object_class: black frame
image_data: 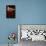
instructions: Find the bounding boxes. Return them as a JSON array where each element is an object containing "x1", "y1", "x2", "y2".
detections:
[{"x1": 6, "y1": 5, "x2": 16, "y2": 18}]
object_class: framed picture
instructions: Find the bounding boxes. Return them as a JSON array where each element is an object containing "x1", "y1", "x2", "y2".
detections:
[
  {"x1": 6, "y1": 5, "x2": 16, "y2": 18},
  {"x1": 18, "y1": 24, "x2": 46, "y2": 41}
]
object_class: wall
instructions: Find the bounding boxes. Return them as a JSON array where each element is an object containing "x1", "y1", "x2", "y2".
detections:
[
  {"x1": 0, "y1": 0, "x2": 46, "y2": 45},
  {"x1": 17, "y1": 0, "x2": 46, "y2": 24},
  {"x1": 0, "y1": 0, "x2": 17, "y2": 44}
]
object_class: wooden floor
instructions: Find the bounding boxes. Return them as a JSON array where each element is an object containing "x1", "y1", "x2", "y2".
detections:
[
  {"x1": 19, "y1": 40, "x2": 46, "y2": 46},
  {"x1": 0, "y1": 44, "x2": 18, "y2": 46},
  {"x1": 0, "y1": 41, "x2": 46, "y2": 46}
]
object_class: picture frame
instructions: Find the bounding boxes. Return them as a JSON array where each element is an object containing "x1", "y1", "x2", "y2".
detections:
[{"x1": 6, "y1": 5, "x2": 16, "y2": 18}]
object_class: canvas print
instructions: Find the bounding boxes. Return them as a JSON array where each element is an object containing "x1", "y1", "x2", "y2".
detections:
[{"x1": 6, "y1": 5, "x2": 16, "y2": 18}]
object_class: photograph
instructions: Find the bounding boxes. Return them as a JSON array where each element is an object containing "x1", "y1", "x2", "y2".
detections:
[{"x1": 6, "y1": 5, "x2": 16, "y2": 18}]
